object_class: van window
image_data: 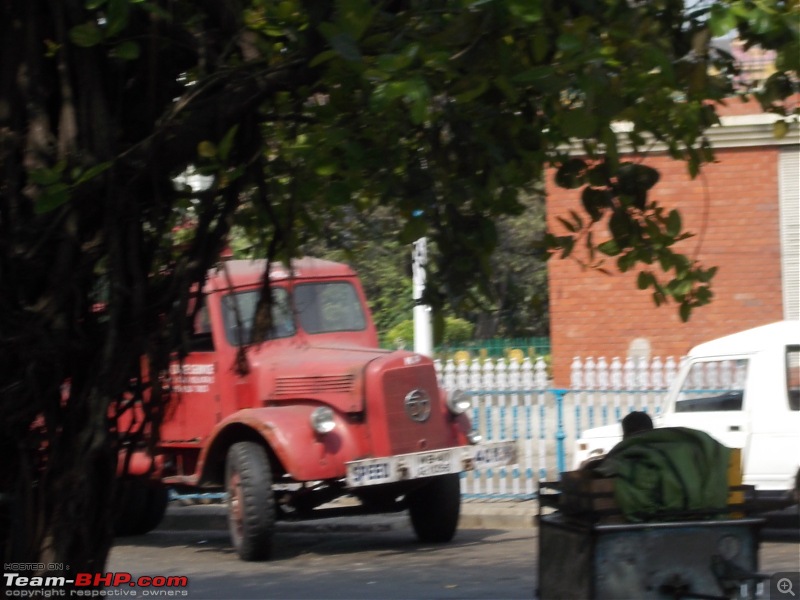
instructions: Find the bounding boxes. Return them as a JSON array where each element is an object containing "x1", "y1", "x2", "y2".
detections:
[
  {"x1": 787, "y1": 346, "x2": 800, "y2": 411},
  {"x1": 675, "y1": 359, "x2": 747, "y2": 412}
]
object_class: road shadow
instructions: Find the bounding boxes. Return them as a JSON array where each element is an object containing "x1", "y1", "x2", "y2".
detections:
[{"x1": 113, "y1": 522, "x2": 532, "y2": 562}]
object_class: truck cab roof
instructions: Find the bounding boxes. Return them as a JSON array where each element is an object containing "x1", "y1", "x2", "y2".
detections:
[{"x1": 206, "y1": 258, "x2": 357, "y2": 291}]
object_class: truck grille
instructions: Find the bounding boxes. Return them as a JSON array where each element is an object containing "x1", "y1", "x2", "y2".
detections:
[
  {"x1": 382, "y1": 367, "x2": 450, "y2": 454},
  {"x1": 274, "y1": 375, "x2": 355, "y2": 398}
]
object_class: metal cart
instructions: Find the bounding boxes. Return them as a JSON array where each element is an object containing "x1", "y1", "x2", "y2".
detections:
[{"x1": 537, "y1": 481, "x2": 767, "y2": 600}]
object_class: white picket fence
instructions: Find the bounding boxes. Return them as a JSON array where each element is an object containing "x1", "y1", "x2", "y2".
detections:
[
  {"x1": 170, "y1": 355, "x2": 687, "y2": 504},
  {"x1": 435, "y1": 355, "x2": 686, "y2": 499}
]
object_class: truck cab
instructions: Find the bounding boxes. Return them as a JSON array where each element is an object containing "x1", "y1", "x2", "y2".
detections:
[
  {"x1": 118, "y1": 258, "x2": 515, "y2": 560},
  {"x1": 574, "y1": 321, "x2": 800, "y2": 511}
]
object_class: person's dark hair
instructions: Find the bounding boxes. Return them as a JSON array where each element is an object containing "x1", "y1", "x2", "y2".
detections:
[{"x1": 621, "y1": 411, "x2": 654, "y2": 438}]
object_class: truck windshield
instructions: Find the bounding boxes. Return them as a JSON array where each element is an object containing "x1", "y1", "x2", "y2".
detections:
[
  {"x1": 294, "y1": 282, "x2": 366, "y2": 334},
  {"x1": 222, "y1": 288, "x2": 295, "y2": 345},
  {"x1": 221, "y1": 282, "x2": 366, "y2": 344}
]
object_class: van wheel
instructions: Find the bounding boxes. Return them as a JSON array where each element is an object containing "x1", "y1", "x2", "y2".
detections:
[
  {"x1": 407, "y1": 474, "x2": 461, "y2": 543},
  {"x1": 225, "y1": 442, "x2": 275, "y2": 561}
]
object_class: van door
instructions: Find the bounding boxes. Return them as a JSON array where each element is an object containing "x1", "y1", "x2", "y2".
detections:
[
  {"x1": 661, "y1": 357, "x2": 750, "y2": 451},
  {"x1": 745, "y1": 345, "x2": 800, "y2": 492}
]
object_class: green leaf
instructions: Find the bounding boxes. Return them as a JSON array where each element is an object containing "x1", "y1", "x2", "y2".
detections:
[
  {"x1": 70, "y1": 22, "x2": 104, "y2": 47},
  {"x1": 617, "y1": 163, "x2": 660, "y2": 195},
  {"x1": 454, "y1": 79, "x2": 489, "y2": 103},
  {"x1": 109, "y1": 40, "x2": 140, "y2": 60},
  {"x1": 319, "y1": 23, "x2": 361, "y2": 62},
  {"x1": 106, "y1": 0, "x2": 130, "y2": 37},
  {"x1": 637, "y1": 271, "x2": 653, "y2": 290},
  {"x1": 218, "y1": 125, "x2": 239, "y2": 162},
  {"x1": 666, "y1": 209, "x2": 681, "y2": 237},
  {"x1": 197, "y1": 141, "x2": 217, "y2": 158},
  {"x1": 29, "y1": 167, "x2": 62, "y2": 186},
  {"x1": 35, "y1": 184, "x2": 71, "y2": 214},
  {"x1": 556, "y1": 33, "x2": 582, "y2": 54},
  {"x1": 309, "y1": 50, "x2": 337, "y2": 68},
  {"x1": 617, "y1": 252, "x2": 635, "y2": 273},
  {"x1": 709, "y1": 5, "x2": 737, "y2": 38},
  {"x1": 597, "y1": 240, "x2": 620, "y2": 256},
  {"x1": 554, "y1": 158, "x2": 586, "y2": 189},
  {"x1": 608, "y1": 210, "x2": 630, "y2": 241},
  {"x1": 773, "y1": 120, "x2": 789, "y2": 140},
  {"x1": 532, "y1": 27, "x2": 550, "y2": 62},
  {"x1": 74, "y1": 161, "x2": 112, "y2": 185},
  {"x1": 509, "y1": 0, "x2": 543, "y2": 23},
  {"x1": 562, "y1": 108, "x2": 598, "y2": 139},
  {"x1": 327, "y1": 181, "x2": 351, "y2": 206},
  {"x1": 679, "y1": 302, "x2": 692, "y2": 322},
  {"x1": 315, "y1": 163, "x2": 337, "y2": 176}
]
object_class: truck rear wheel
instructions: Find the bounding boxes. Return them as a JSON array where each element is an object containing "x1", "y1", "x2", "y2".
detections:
[
  {"x1": 407, "y1": 474, "x2": 461, "y2": 543},
  {"x1": 114, "y1": 480, "x2": 168, "y2": 536},
  {"x1": 225, "y1": 441, "x2": 275, "y2": 561}
]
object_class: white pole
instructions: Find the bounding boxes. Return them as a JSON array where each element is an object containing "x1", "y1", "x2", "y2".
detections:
[{"x1": 412, "y1": 238, "x2": 433, "y2": 357}]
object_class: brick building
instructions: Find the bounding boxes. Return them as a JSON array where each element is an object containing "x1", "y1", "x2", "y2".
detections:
[{"x1": 545, "y1": 100, "x2": 799, "y2": 386}]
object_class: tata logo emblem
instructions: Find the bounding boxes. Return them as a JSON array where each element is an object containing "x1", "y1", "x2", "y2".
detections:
[{"x1": 404, "y1": 389, "x2": 431, "y2": 423}]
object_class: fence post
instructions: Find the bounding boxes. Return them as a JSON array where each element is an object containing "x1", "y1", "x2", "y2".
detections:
[{"x1": 554, "y1": 389, "x2": 567, "y2": 475}]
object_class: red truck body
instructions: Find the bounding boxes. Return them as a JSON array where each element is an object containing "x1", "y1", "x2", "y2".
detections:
[{"x1": 117, "y1": 258, "x2": 515, "y2": 560}]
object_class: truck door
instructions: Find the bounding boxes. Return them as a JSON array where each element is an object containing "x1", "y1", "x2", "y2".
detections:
[
  {"x1": 160, "y1": 303, "x2": 222, "y2": 444},
  {"x1": 661, "y1": 357, "x2": 750, "y2": 451}
]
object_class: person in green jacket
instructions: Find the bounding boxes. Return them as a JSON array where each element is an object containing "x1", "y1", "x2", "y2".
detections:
[
  {"x1": 596, "y1": 425, "x2": 731, "y2": 522},
  {"x1": 621, "y1": 411, "x2": 654, "y2": 439}
]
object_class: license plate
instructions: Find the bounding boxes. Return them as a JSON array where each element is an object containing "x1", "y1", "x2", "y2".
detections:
[
  {"x1": 472, "y1": 440, "x2": 517, "y2": 469},
  {"x1": 347, "y1": 448, "x2": 463, "y2": 488},
  {"x1": 346, "y1": 441, "x2": 518, "y2": 488}
]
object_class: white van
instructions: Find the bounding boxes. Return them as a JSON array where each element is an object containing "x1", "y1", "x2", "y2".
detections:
[{"x1": 573, "y1": 320, "x2": 800, "y2": 510}]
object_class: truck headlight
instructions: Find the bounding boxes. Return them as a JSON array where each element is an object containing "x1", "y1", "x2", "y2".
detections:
[
  {"x1": 446, "y1": 389, "x2": 472, "y2": 415},
  {"x1": 310, "y1": 407, "x2": 336, "y2": 434}
]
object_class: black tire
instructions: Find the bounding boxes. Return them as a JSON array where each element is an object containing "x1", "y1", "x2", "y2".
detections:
[
  {"x1": 407, "y1": 474, "x2": 461, "y2": 543},
  {"x1": 114, "y1": 480, "x2": 168, "y2": 536},
  {"x1": 225, "y1": 441, "x2": 275, "y2": 561},
  {"x1": 139, "y1": 484, "x2": 169, "y2": 533}
]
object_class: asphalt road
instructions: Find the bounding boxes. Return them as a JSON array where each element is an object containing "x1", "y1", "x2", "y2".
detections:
[
  {"x1": 107, "y1": 514, "x2": 799, "y2": 600},
  {"x1": 109, "y1": 522, "x2": 535, "y2": 600}
]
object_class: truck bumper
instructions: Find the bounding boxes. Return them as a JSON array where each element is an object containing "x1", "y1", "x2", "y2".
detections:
[{"x1": 345, "y1": 440, "x2": 517, "y2": 488}]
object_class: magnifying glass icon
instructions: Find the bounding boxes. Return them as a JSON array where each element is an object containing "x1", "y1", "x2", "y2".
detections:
[{"x1": 778, "y1": 578, "x2": 796, "y2": 597}]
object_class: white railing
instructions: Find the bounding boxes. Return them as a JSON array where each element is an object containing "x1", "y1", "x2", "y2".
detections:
[{"x1": 435, "y1": 355, "x2": 685, "y2": 499}]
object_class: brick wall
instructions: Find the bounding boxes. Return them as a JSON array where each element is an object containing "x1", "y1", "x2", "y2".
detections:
[{"x1": 546, "y1": 146, "x2": 785, "y2": 386}]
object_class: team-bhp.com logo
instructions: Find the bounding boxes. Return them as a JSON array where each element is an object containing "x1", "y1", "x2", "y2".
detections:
[{"x1": 4, "y1": 570, "x2": 189, "y2": 597}]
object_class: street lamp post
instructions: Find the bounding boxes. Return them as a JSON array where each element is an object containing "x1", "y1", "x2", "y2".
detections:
[{"x1": 412, "y1": 238, "x2": 433, "y2": 357}]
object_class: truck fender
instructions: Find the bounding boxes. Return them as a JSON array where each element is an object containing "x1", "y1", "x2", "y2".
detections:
[
  {"x1": 117, "y1": 448, "x2": 163, "y2": 479},
  {"x1": 197, "y1": 405, "x2": 364, "y2": 486}
]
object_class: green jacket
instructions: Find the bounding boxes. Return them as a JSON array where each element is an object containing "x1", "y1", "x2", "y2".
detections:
[{"x1": 596, "y1": 427, "x2": 731, "y2": 522}]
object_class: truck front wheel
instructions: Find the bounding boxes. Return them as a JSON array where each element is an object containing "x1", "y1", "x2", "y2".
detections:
[
  {"x1": 225, "y1": 442, "x2": 275, "y2": 561},
  {"x1": 407, "y1": 474, "x2": 461, "y2": 543}
]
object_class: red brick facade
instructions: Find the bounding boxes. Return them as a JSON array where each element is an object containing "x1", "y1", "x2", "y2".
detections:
[{"x1": 546, "y1": 136, "x2": 787, "y2": 386}]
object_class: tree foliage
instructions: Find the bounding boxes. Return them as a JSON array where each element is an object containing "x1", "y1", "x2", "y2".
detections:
[{"x1": 0, "y1": 0, "x2": 796, "y2": 573}]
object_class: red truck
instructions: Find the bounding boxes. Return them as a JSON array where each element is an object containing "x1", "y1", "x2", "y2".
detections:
[{"x1": 116, "y1": 257, "x2": 516, "y2": 560}]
